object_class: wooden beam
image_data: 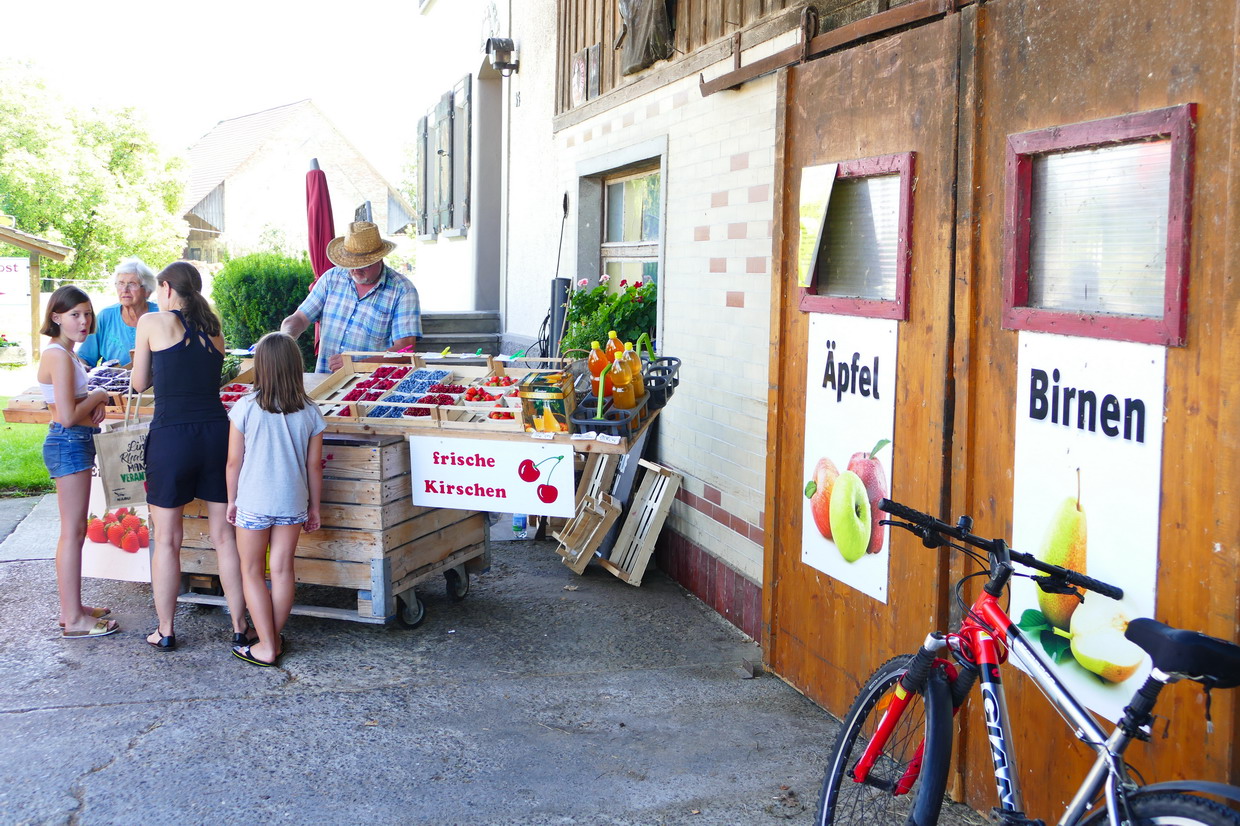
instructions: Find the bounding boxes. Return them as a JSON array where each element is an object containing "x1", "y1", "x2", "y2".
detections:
[{"x1": 28, "y1": 253, "x2": 39, "y2": 361}]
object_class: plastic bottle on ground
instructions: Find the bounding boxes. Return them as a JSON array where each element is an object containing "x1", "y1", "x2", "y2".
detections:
[
  {"x1": 512, "y1": 513, "x2": 527, "y2": 539},
  {"x1": 588, "y1": 340, "x2": 613, "y2": 397}
]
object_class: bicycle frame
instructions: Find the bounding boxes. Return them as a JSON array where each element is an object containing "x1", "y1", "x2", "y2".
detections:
[{"x1": 956, "y1": 590, "x2": 1138, "y2": 826}]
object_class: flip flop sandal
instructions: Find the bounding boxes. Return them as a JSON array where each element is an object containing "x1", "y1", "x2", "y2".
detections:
[
  {"x1": 147, "y1": 633, "x2": 176, "y2": 651},
  {"x1": 59, "y1": 607, "x2": 112, "y2": 628},
  {"x1": 63, "y1": 619, "x2": 119, "y2": 639},
  {"x1": 232, "y1": 645, "x2": 278, "y2": 668}
]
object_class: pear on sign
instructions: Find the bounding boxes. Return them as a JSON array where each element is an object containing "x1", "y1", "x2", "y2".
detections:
[
  {"x1": 1067, "y1": 598, "x2": 1144, "y2": 683},
  {"x1": 1037, "y1": 471, "x2": 1087, "y2": 630}
]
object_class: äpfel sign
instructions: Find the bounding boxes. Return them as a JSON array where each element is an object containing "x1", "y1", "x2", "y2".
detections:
[{"x1": 407, "y1": 436, "x2": 575, "y2": 518}]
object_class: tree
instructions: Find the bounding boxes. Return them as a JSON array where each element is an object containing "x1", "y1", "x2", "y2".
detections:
[{"x1": 0, "y1": 61, "x2": 186, "y2": 286}]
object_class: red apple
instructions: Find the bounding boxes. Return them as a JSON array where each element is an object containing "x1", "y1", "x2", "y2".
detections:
[
  {"x1": 846, "y1": 439, "x2": 891, "y2": 554},
  {"x1": 804, "y1": 457, "x2": 840, "y2": 540}
]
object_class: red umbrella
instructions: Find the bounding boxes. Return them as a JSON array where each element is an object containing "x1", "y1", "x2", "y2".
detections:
[{"x1": 306, "y1": 158, "x2": 336, "y2": 349}]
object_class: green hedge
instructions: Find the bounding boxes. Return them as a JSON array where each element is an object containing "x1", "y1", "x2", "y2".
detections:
[{"x1": 212, "y1": 252, "x2": 315, "y2": 371}]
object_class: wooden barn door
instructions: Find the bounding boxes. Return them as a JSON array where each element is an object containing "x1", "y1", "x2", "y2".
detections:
[
  {"x1": 949, "y1": 0, "x2": 1240, "y2": 813},
  {"x1": 767, "y1": 0, "x2": 1240, "y2": 816},
  {"x1": 765, "y1": 13, "x2": 965, "y2": 718}
]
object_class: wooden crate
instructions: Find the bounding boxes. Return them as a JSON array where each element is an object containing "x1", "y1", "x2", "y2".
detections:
[{"x1": 178, "y1": 431, "x2": 489, "y2": 624}]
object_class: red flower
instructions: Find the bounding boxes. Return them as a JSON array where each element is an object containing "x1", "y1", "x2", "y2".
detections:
[
  {"x1": 633, "y1": 281, "x2": 643, "y2": 288},
  {"x1": 620, "y1": 280, "x2": 628, "y2": 287}
]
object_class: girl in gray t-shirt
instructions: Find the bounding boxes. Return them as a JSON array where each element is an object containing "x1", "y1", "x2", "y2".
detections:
[{"x1": 226, "y1": 333, "x2": 326, "y2": 667}]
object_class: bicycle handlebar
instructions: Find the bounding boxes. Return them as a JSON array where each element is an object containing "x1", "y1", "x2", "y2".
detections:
[{"x1": 878, "y1": 498, "x2": 1124, "y2": 601}]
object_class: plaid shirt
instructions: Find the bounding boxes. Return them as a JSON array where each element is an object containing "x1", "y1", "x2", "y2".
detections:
[{"x1": 298, "y1": 265, "x2": 422, "y2": 373}]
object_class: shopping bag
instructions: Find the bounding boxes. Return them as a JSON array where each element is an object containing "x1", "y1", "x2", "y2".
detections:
[
  {"x1": 82, "y1": 473, "x2": 151, "y2": 583},
  {"x1": 93, "y1": 388, "x2": 149, "y2": 509}
]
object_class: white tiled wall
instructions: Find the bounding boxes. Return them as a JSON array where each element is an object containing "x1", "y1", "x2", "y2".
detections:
[{"x1": 553, "y1": 69, "x2": 781, "y2": 582}]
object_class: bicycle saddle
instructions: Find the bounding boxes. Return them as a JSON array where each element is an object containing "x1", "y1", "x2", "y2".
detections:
[{"x1": 1126, "y1": 618, "x2": 1240, "y2": 688}]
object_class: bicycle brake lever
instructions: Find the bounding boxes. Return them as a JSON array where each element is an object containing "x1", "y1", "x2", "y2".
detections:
[{"x1": 1031, "y1": 575, "x2": 1083, "y2": 600}]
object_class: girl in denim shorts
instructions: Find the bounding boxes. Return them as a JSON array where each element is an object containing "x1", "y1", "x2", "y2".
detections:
[
  {"x1": 37, "y1": 286, "x2": 119, "y2": 639},
  {"x1": 225, "y1": 333, "x2": 325, "y2": 667}
]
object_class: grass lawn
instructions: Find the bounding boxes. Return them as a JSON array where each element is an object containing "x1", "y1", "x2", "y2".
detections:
[{"x1": 0, "y1": 397, "x2": 53, "y2": 496}]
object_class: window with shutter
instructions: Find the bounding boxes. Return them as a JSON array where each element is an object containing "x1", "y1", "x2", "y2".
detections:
[
  {"x1": 452, "y1": 75, "x2": 471, "y2": 233},
  {"x1": 416, "y1": 116, "x2": 433, "y2": 239},
  {"x1": 433, "y1": 92, "x2": 453, "y2": 233},
  {"x1": 799, "y1": 153, "x2": 914, "y2": 320},
  {"x1": 1003, "y1": 104, "x2": 1195, "y2": 346}
]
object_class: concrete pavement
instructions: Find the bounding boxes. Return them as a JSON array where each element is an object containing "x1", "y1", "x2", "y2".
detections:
[{"x1": 0, "y1": 502, "x2": 987, "y2": 825}]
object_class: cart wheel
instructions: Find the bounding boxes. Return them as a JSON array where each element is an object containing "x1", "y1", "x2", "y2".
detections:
[
  {"x1": 395, "y1": 593, "x2": 426, "y2": 628},
  {"x1": 444, "y1": 566, "x2": 470, "y2": 601}
]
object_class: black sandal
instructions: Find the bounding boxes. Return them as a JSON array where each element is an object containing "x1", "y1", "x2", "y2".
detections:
[
  {"x1": 147, "y1": 632, "x2": 176, "y2": 651},
  {"x1": 231, "y1": 627, "x2": 258, "y2": 647}
]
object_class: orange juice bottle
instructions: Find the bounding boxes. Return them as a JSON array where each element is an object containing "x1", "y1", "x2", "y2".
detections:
[
  {"x1": 588, "y1": 341, "x2": 613, "y2": 396},
  {"x1": 610, "y1": 351, "x2": 636, "y2": 410},
  {"x1": 622, "y1": 342, "x2": 646, "y2": 397},
  {"x1": 605, "y1": 330, "x2": 624, "y2": 360}
]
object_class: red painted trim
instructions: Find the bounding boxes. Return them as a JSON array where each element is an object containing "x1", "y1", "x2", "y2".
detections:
[
  {"x1": 1001, "y1": 104, "x2": 1196, "y2": 346},
  {"x1": 799, "y1": 152, "x2": 915, "y2": 321}
]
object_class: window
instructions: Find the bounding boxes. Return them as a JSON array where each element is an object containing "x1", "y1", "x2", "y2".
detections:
[
  {"x1": 601, "y1": 167, "x2": 660, "y2": 287},
  {"x1": 799, "y1": 152, "x2": 914, "y2": 319},
  {"x1": 417, "y1": 75, "x2": 473, "y2": 239},
  {"x1": 1003, "y1": 104, "x2": 1195, "y2": 345}
]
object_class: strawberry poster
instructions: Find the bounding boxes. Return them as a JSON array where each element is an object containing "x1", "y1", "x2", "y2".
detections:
[
  {"x1": 82, "y1": 473, "x2": 152, "y2": 582},
  {"x1": 801, "y1": 313, "x2": 897, "y2": 602},
  {"x1": 1010, "y1": 331, "x2": 1165, "y2": 722}
]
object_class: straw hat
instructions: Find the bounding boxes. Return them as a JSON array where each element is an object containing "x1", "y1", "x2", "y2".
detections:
[{"x1": 326, "y1": 221, "x2": 397, "y2": 269}]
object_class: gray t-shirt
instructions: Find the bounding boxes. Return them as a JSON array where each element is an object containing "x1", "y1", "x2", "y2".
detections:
[{"x1": 228, "y1": 395, "x2": 327, "y2": 517}]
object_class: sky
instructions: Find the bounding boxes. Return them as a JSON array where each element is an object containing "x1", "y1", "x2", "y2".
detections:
[{"x1": 4, "y1": 0, "x2": 425, "y2": 182}]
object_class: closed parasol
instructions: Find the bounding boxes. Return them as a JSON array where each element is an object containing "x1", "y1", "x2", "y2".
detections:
[{"x1": 306, "y1": 158, "x2": 336, "y2": 349}]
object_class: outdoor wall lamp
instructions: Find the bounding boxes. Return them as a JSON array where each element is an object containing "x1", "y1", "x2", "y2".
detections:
[{"x1": 486, "y1": 37, "x2": 519, "y2": 76}]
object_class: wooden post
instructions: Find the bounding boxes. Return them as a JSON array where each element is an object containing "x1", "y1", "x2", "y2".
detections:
[{"x1": 28, "y1": 252, "x2": 40, "y2": 361}]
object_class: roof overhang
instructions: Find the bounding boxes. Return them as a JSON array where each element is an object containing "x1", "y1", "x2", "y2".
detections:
[{"x1": 0, "y1": 225, "x2": 74, "y2": 262}]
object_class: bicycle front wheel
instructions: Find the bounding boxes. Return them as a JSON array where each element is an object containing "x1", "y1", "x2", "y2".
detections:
[
  {"x1": 816, "y1": 654, "x2": 953, "y2": 826},
  {"x1": 1083, "y1": 792, "x2": 1240, "y2": 825}
]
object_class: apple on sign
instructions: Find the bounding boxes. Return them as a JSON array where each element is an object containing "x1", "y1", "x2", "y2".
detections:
[
  {"x1": 846, "y1": 439, "x2": 890, "y2": 555},
  {"x1": 804, "y1": 457, "x2": 840, "y2": 540},
  {"x1": 828, "y1": 470, "x2": 871, "y2": 563}
]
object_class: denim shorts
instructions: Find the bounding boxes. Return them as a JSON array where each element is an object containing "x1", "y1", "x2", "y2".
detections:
[
  {"x1": 43, "y1": 423, "x2": 101, "y2": 479},
  {"x1": 234, "y1": 507, "x2": 307, "y2": 531}
]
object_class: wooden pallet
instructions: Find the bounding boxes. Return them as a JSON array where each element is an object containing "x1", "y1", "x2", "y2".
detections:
[
  {"x1": 597, "y1": 460, "x2": 682, "y2": 586},
  {"x1": 177, "y1": 431, "x2": 490, "y2": 624},
  {"x1": 553, "y1": 493, "x2": 622, "y2": 574}
]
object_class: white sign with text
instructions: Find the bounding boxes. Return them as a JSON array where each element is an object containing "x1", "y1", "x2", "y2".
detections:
[
  {"x1": 408, "y1": 436, "x2": 575, "y2": 518},
  {"x1": 800, "y1": 313, "x2": 898, "y2": 603},
  {"x1": 1010, "y1": 331, "x2": 1165, "y2": 722}
]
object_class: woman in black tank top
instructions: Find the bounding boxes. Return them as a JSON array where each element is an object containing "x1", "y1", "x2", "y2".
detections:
[{"x1": 131, "y1": 262, "x2": 250, "y2": 652}]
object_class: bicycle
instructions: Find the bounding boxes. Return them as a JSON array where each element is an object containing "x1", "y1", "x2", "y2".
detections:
[{"x1": 816, "y1": 498, "x2": 1240, "y2": 826}]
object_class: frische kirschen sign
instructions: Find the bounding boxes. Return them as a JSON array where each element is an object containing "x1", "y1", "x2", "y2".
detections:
[
  {"x1": 1010, "y1": 331, "x2": 1165, "y2": 723},
  {"x1": 408, "y1": 436, "x2": 575, "y2": 518},
  {"x1": 800, "y1": 313, "x2": 898, "y2": 603}
]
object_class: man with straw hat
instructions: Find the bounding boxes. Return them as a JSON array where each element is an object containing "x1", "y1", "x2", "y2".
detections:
[{"x1": 281, "y1": 221, "x2": 421, "y2": 372}]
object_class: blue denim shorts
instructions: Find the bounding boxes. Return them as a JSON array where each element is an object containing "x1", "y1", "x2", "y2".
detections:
[
  {"x1": 43, "y1": 423, "x2": 101, "y2": 479},
  {"x1": 234, "y1": 507, "x2": 307, "y2": 531}
]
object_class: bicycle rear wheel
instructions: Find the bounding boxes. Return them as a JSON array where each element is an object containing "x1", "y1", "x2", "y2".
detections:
[
  {"x1": 1082, "y1": 792, "x2": 1240, "y2": 825},
  {"x1": 816, "y1": 654, "x2": 953, "y2": 826}
]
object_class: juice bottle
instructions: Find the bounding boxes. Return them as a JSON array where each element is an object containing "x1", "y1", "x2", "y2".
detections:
[
  {"x1": 605, "y1": 330, "x2": 624, "y2": 360},
  {"x1": 622, "y1": 342, "x2": 646, "y2": 398},
  {"x1": 588, "y1": 340, "x2": 613, "y2": 396},
  {"x1": 610, "y1": 350, "x2": 636, "y2": 410}
]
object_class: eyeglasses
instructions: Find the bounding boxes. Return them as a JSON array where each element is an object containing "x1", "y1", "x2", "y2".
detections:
[{"x1": 115, "y1": 282, "x2": 144, "y2": 291}]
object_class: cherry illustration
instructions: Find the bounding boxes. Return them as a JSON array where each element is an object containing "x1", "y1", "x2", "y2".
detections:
[
  {"x1": 517, "y1": 455, "x2": 564, "y2": 485},
  {"x1": 518, "y1": 459, "x2": 539, "y2": 482},
  {"x1": 537, "y1": 484, "x2": 559, "y2": 504}
]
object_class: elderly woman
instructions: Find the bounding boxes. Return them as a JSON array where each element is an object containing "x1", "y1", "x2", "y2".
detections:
[{"x1": 78, "y1": 258, "x2": 158, "y2": 368}]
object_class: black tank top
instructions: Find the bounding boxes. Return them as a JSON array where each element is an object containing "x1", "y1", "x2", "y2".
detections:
[{"x1": 150, "y1": 309, "x2": 226, "y2": 429}]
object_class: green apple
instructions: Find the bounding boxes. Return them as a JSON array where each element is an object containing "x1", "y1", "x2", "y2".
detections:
[
  {"x1": 829, "y1": 470, "x2": 871, "y2": 563},
  {"x1": 1067, "y1": 598, "x2": 1144, "y2": 683}
]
